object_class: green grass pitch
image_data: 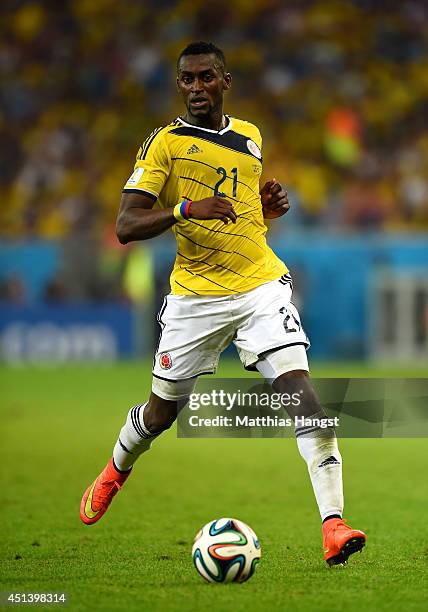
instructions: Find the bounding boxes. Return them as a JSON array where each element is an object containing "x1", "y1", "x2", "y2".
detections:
[{"x1": 1, "y1": 360, "x2": 427, "y2": 612}]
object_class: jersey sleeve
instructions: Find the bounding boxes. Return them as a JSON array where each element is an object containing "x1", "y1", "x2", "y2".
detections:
[{"x1": 123, "y1": 128, "x2": 171, "y2": 201}]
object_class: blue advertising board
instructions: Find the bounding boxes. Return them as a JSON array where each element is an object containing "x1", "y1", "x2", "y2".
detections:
[{"x1": 0, "y1": 304, "x2": 135, "y2": 363}]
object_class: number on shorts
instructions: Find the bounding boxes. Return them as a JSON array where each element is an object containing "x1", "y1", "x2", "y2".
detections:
[{"x1": 283, "y1": 312, "x2": 301, "y2": 334}]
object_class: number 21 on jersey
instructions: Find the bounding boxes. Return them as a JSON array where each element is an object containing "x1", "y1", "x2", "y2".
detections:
[{"x1": 214, "y1": 167, "x2": 238, "y2": 197}]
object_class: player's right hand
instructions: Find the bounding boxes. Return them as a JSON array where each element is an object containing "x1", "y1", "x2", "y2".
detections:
[{"x1": 189, "y1": 196, "x2": 237, "y2": 224}]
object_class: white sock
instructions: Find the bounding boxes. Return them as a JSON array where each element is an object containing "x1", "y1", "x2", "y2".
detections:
[
  {"x1": 113, "y1": 403, "x2": 159, "y2": 472},
  {"x1": 295, "y1": 412, "x2": 344, "y2": 521}
]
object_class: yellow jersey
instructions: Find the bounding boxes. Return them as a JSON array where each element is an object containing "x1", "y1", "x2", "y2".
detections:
[{"x1": 123, "y1": 116, "x2": 287, "y2": 295}]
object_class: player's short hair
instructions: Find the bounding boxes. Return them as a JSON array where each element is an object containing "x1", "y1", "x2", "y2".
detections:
[{"x1": 177, "y1": 41, "x2": 226, "y2": 73}]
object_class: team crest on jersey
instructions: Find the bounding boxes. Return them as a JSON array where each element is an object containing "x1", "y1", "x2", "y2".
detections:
[
  {"x1": 247, "y1": 139, "x2": 261, "y2": 159},
  {"x1": 159, "y1": 352, "x2": 172, "y2": 369}
]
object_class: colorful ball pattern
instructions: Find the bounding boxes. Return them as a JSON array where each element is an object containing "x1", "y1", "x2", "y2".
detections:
[{"x1": 192, "y1": 518, "x2": 261, "y2": 583}]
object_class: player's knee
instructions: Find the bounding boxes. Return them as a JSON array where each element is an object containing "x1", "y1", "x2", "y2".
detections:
[
  {"x1": 143, "y1": 413, "x2": 174, "y2": 434},
  {"x1": 272, "y1": 369, "x2": 309, "y2": 391},
  {"x1": 145, "y1": 416, "x2": 174, "y2": 434},
  {"x1": 143, "y1": 402, "x2": 177, "y2": 434},
  {"x1": 147, "y1": 377, "x2": 196, "y2": 432},
  {"x1": 273, "y1": 371, "x2": 324, "y2": 418}
]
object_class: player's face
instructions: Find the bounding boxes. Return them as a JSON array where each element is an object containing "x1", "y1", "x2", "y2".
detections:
[{"x1": 177, "y1": 54, "x2": 231, "y2": 120}]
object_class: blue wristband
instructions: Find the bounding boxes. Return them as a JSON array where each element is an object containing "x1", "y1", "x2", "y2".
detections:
[{"x1": 179, "y1": 199, "x2": 188, "y2": 219}]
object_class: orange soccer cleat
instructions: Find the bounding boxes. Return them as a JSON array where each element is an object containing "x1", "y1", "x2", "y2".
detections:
[
  {"x1": 80, "y1": 458, "x2": 132, "y2": 525},
  {"x1": 322, "y1": 518, "x2": 366, "y2": 566}
]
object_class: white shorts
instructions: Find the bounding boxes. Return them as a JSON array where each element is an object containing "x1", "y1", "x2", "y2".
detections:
[{"x1": 152, "y1": 275, "x2": 310, "y2": 382}]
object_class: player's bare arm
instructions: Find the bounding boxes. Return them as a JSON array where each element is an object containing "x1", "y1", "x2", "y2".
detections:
[
  {"x1": 116, "y1": 192, "x2": 176, "y2": 243},
  {"x1": 117, "y1": 192, "x2": 237, "y2": 244},
  {"x1": 260, "y1": 178, "x2": 290, "y2": 219}
]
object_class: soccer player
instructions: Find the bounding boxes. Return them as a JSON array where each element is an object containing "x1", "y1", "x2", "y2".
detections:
[{"x1": 80, "y1": 42, "x2": 366, "y2": 566}]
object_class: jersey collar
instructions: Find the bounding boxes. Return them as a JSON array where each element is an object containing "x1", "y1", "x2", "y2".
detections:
[{"x1": 177, "y1": 115, "x2": 232, "y2": 135}]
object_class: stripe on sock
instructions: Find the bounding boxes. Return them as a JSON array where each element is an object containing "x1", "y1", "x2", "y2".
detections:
[
  {"x1": 134, "y1": 404, "x2": 152, "y2": 438},
  {"x1": 130, "y1": 404, "x2": 147, "y2": 438},
  {"x1": 131, "y1": 404, "x2": 154, "y2": 439},
  {"x1": 295, "y1": 426, "x2": 322, "y2": 438},
  {"x1": 118, "y1": 438, "x2": 133, "y2": 454}
]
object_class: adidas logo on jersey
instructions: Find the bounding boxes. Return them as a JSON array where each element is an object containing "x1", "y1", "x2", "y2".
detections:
[{"x1": 187, "y1": 144, "x2": 203, "y2": 154}]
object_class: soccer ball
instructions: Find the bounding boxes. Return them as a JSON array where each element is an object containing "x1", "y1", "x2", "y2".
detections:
[{"x1": 192, "y1": 518, "x2": 261, "y2": 583}]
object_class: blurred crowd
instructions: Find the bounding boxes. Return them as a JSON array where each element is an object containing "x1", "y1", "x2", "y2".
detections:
[{"x1": 1, "y1": 0, "x2": 428, "y2": 245}]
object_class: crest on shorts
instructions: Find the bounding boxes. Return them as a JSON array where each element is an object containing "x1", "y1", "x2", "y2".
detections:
[
  {"x1": 247, "y1": 139, "x2": 261, "y2": 159},
  {"x1": 159, "y1": 352, "x2": 172, "y2": 369}
]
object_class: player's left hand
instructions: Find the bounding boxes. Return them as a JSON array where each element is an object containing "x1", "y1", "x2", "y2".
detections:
[{"x1": 260, "y1": 179, "x2": 290, "y2": 219}]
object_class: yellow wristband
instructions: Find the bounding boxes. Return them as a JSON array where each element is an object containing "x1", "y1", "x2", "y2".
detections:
[{"x1": 173, "y1": 202, "x2": 184, "y2": 222}]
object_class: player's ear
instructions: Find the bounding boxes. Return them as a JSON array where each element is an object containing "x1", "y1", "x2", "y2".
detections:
[{"x1": 223, "y1": 72, "x2": 232, "y2": 91}]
